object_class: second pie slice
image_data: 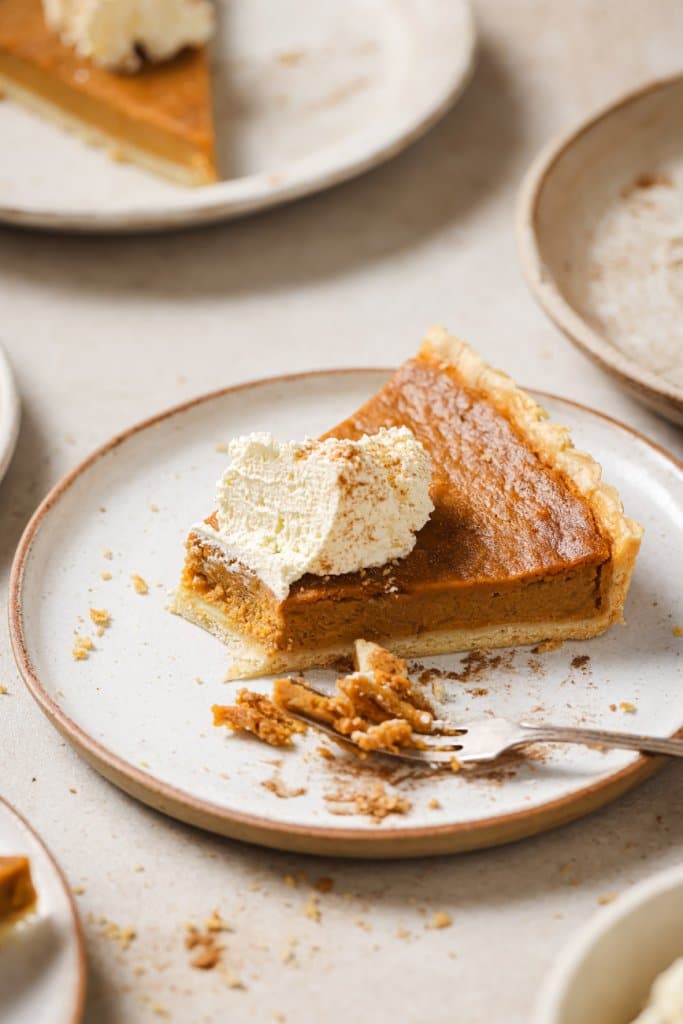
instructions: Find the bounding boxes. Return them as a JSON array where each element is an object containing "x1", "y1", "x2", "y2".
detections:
[{"x1": 172, "y1": 327, "x2": 643, "y2": 679}]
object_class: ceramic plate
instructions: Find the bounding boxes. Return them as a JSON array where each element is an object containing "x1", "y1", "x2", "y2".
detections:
[
  {"x1": 0, "y1": 0, "x2": 476, "y2": 233},
  {"x1": 535, "y1": 864, "x2": 683, "y2": 1024},
  {"x1": 518, "y1": 75, "x2": 683, "y2": 425},
  {"x1": 0, "y1": 342, "x2": 21, "y2": 485},
  {"x1": 0, "y1": 798, "x2": 86, "y2": 1024},
  {"x1": 9, "y1": 371, "x2": 683, "y2": 858}
]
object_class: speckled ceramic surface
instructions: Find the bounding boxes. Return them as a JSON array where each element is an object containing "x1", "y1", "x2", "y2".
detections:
[
  {"x1": 0, "y1": 799, "x2": 85, "y2": 1024},
  {"x1": 0, "y1": 0, "x2": 476, "y2": 232},
  {"x1": 9, "y1": 371, "x2": 683, "y2": 857},
  {"x1": 518, "y1": 75, "x2": 683, "y2": 425}
]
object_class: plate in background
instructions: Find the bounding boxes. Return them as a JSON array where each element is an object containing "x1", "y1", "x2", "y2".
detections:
[
  {"x1": 0, "y1": 0, "x2": 476, "y2": 232},
  {"x1": 9, "y1": 370, "x2": 683, "y2": 858},
  {"x1": 518, "y1": 75, "x2": 683, "y2": 425},
  {"x1": 0, "y1": 341, "x2": 20, "y2": 485},
  {"x1": 0, "y1": 797, "x2": 85, "y2": 1024}
]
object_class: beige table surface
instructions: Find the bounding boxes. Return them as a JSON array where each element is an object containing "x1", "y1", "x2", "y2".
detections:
[{"x1": 1, "y1": 2, "x2": 682, "y2": 1021}]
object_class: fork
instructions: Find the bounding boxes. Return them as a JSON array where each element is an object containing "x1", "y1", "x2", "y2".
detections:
[{"x1": 285, "y1": 710, "x2": 683, "y2": 767}]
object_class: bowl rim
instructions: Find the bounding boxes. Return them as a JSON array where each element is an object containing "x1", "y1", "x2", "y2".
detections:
[
  {"x1": 516, "y1": 72, "x2": 683, "y2": 419},
  {"x1": 534, "y1": 862, "x2": 683, "y2": 1023}
]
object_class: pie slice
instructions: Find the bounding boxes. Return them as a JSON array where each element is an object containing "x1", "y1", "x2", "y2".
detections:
[
  {"x1": 0, "y1": 0, "x2": 217, "y2": 186},
  {"x1": 0, "y1": 856, "x2": 37, "y2": 927},
  {"x1": 173, "y1": 327, "x2": 642, "y2": 679}
]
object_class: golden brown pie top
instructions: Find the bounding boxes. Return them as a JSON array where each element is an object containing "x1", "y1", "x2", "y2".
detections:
[
  {"x1": 0, "y1": 0, "x2": 214, "y2": 150},
  {"x1": 286, "y1": 351, "x2": 610, "y2": 600}
]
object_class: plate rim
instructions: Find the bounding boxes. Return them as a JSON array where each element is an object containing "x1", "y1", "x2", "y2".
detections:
[
  {"x1": 0, "y1": 795, "x2": 87, "y2": 1024},
  {"x1": 8, "y1": 368, "x2": 683, "y2": 859},
  {"x1": 0, "y1": 342, "x2": 21, "y2": 485},
  {"x1": 0, "y1": 0, "x2": 477, "y2": 233},
  {"x1": 516, "y1": 72, "x2": 683, "y2": 424}
]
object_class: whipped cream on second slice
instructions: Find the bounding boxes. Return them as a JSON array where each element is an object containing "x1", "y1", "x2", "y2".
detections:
[
  {"x1": 43, "y1": 0, "x2": 215, "y2": 72},
  {"x1": 196, "y1": 428, "x2": 434, "y2": 601}
]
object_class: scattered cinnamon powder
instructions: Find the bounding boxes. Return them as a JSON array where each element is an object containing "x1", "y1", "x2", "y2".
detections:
[
  {"x1": 622, "y1": 171, "x2": 673, "y2": 197},
  {"x1": 314, "y1": 877, "x2": 334, "y2": 894},
  {"x1": 571, "y1": 655, "x2": 590, "y2": 671},
  {"x1": 261, "y1": 777, "x2": 307, "y2": 799}
]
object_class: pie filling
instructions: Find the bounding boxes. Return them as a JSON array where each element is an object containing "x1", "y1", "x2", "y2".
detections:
[
  {"x1": 0, "y1": 0, "x2": 216, "y2": 181},
  {"x1": 181, "y1": 539, "x2": 607, "y2": 653},
  {"x1": 0, "y1": 51, "x2": 214, "y2": 174},
  {"x1": 0, "y1": 857, "x2": 37, "y2": 925}
]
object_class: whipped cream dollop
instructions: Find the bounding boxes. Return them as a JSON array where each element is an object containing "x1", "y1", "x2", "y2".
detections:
[
  {"x1": 195, "y1": 428, "x2": 434, "y2": 600},
  {"x1": 632, "y1": 958, "x2": 683, "y2": 1024},
  {"x1": 43, "y1": 0, "x2": 215, "y2": 72}
]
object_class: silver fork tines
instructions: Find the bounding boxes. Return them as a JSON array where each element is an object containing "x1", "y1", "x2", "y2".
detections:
[{"x1": 285, "y1": 707, "x2": 683, "y2": 768}]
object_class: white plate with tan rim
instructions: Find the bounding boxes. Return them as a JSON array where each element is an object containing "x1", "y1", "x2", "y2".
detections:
[
  {"x1": 0, "y1": 797, "x2": 86, "y2": 1024},
  {"x1": 8, "y1": 370, "x2": 683, "y2": 859},
  {"x1": 517, "y1": 75, "x2": 683, "y2": 425},
  {"x1": 0, "y1": 342, "x2": 21, "y2": 485},
  {"x1": 0, "y1": 0, "x2": 476, "y2": 233}
]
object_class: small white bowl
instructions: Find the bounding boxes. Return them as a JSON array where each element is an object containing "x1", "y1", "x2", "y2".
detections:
[{"x1": 534, "y1": 865, "x2": 683, "y2": 1024}]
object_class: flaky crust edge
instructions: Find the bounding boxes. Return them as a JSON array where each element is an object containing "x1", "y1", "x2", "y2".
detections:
[{"x1": 420, "y1": 325, "x2": 643, "y2": 627}]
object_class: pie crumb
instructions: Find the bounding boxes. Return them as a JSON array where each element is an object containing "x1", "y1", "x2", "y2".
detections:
[
  {"x1": 100, "y1": 571, "x2": 112, "y2": 581},
  {"x1": 304, "y1": 894, "x2": 320, "y2": 922},
  {"x1": 131, "y1": 574, "x2": 148, "y2": 595},
  {"x1": 73, "y1": 886, "x2": 86, "y2": 895},
  {"x1": 673, "y1": 626, "x2": 682, "y2": 637},
  {"x1": 0, "y1": 685, "x2": 8, "y2": 695},
  {"x1": 215, "y1": 442, "x2": 229, "y2": 453},
  {"x1": 317, "y1": 746, "x2": 334, "y2": 760},
  {"x1": 185, "y1": 922, "x2": 224, "y2": 970},
  {"x1": 72, "y1": 634, "x2": 93, "y2": 660},
  {"x1": 89, "y1": 607, "x2": 110, "y2": 628},
  {"x1": 598, "y1": 893, "x2": 618, "y2": 905},
  {"x1": 149, "y1": 503, "x2": 159, "y2": 512},
  {"x1": 281, "y1": 937, "x2": 298, "y2": 965},
  {"x1": 620, "y1": 701, "x2": 637, "y2": 714},
  {"x1": 101, "y1": 922, "x2": 136, "y2": 950},
  {"x1": 431, "y1": 911, "x2": 453, "y2": 929},
  {"x1": 283, "y1": 874, "x2": 297, "y2": 888},
  {"x1": 314, "y1": 877, "x2": 334, "y2": 894},
  {"x1": 205, "y1": 910, "x2": 230, "y2": 933},
  {"x1": 428, "y1": 798, "x2": 441, "y2": 809}
]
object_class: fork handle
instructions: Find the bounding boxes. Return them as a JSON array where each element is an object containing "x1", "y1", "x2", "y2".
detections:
[{"x1": 519, "y1": 723, "x2": 683, "y2": 757}]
